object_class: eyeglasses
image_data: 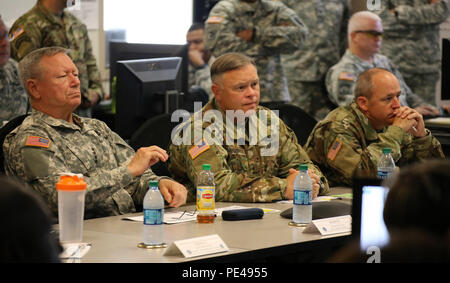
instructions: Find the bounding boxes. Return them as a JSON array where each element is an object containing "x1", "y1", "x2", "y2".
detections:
[{"x1": 354, "y1": 30, "x2": 383, "y2": 38}]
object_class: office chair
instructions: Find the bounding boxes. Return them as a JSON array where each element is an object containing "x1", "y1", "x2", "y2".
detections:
[
  {"x1": 129, "y1": 113, "x2": 181, "y2": 177},
  {"x1": 0, "y1": 114, "x2": 29, "y2": 174},
  {"x1": 277, "y1": 104, "x2": 317, "y2": 146}
]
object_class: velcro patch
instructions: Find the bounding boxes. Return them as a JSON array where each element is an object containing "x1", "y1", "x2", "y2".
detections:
[
  {"x1": 338, "y1": 72, "x2": 355, "y2": 81},
  {"x1": 189, "y1": 138, "x2": 210, "y2": 160},
  {"x1": 327, "y1": 140, "x2": 342, "y2": 161},
  {"x1": 25, "y1": 136, "x2": 51, "y2": 148},
  {"x1": 207, "y1": 16, "x2": 224, "y2": 24},
  {"x1": 9, "y1": 27, "x2": 24, "y2": 42}
]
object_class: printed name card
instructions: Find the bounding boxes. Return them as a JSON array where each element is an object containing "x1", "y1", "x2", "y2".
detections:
[
  {"x1": 303, "y1": 215, "x2": 352, "y2": 236},
  {"x1": 163, "y1": 234, "x2": 229, "y2": 258}
]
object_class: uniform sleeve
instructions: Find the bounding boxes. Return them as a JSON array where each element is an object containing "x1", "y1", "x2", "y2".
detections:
[
  {"x1": 325, "y1": 65, "x2": 356, "y2": 106},
  {"x1": 408, "y1": 130, "x2": 445, "y2": 161},
  {"x1": 4, "y1": 131, "x2": 135, "y2": 216},
  {"x1": 394, "y1": 0, "x2": 449, "y2": 25},
  {"x1": 192, "y1": 65, "x2": 213, "y2": 98},
  {"x1": 9, "y1": 21, "x2": 42, "y2": 62},
  {"x1": 82, "y1": 29, "x2": 105, "y2": 101}
]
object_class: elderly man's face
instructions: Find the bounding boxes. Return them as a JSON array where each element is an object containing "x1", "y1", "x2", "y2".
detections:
[
  {"x1": 214, "y1": 64, "x2": 260, "y2": 114},
  {"x1": 34, "y1": 53, "x2": 81, "y2": 113},
  {"x1": 0, "y1": 20, "x2": 10, "y2": 68}
]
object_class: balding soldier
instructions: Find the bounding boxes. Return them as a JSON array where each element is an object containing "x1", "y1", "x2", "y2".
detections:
[
  {"x1": 204, "y1": 0, "x2": 307, "y2": 105},
  {"x1": 280, "y1": 0, "x2": 351, "y2": 120},
  {"x1": 376, "y1": 0, "x2": 449, "y2": 106},
  {"x1": 305, "y1": 68, "x2": 444, "y2": 187},
  {"x1": 8, "y1": 0, "x2": 104, "y2": 117},
  {"x1": 0, "y1": 16, "x2": 28, "y2": 126},
  {"x1": 168, "y1": 53, "x2": 329, "y2": 203},
  {"x1": 326, "y1": 11, "x2": 438, "y2": 116}
]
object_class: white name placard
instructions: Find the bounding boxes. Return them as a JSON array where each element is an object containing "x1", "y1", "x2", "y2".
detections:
[
  {"x1": 303, "y1": 215, "x2": 352, "y2": 236},
  {"x1": 163, "y1": 234, "x2": 229, "y2": 258}
]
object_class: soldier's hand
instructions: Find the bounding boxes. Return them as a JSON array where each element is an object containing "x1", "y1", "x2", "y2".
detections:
[
  {"x1": 285, "y1": 168, "x2": 299, "y2": 200},
  {"x1": 414, "y1": 105, "x2": 439, "y2": 116},
  {"x1": 159, "y1": 178, "x2": 187, "y2": 208},
  {"x1": 308, "y1": 169, "x2": 320, "y2": 199},
  {"x1": 127, "y1": 146, "x2": 168, "y2": 177},
  {"x1": 189, "y1": 49, "x2": 205, "y2": 68},
  {"x1": 237, "y1": 29, "x2": 253, "y2": 42},
  {"x1": 393, "y1": 107, "x2": 425, "y2": 137}
]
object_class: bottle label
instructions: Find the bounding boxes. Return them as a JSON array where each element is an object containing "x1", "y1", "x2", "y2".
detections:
[
  {"x1": 143, "y1": 209, "x2": 163, "y2": 225},
  {"x1": 196, "y1": 186, "x2": 215, "y2": 211},
  {"x1": 377, "y1": 170, "x2": 392, "y2": 179},
  {"x1": 293, "y1": 190, "x2": 312, "y2": 205}
]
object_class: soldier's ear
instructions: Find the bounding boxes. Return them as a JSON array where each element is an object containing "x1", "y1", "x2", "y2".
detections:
[
  {"x1": 212, "y1": 83, "x2": 222, "y2": 100},
  {"x1": 26, "y1": 79, "x2": 41, "y2": 100},
  {"x1": 356, "y1": 96, "x2": 369, "y2": 112}
]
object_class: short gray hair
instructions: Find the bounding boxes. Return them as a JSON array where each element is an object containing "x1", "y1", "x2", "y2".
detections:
[
  {"x1": 18, "y1": 47, "x2": 69, "y2": 94},
  {"x1": 354, "y1": 68, "x2": 392, "y2": 100},
  {"x1": 210, "y1": 52, "x2": 256, "y2": 84}
]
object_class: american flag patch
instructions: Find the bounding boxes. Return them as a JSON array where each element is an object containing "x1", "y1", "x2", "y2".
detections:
[
  {"x1": 338, "y1": 72, "x2": 355, "y2": 81},
  {"x1": 327, "y1": 140, "x2": 342, "y2": 161},
  {"x1": 189, "y1": 139, "x2": 210, "y2": 160},
  {"x1": 207, "y1": 16, "x2": 224, "y2": 24},
  {"x1": 25, "y1": 136, "x2": 51, "y2": 148},
  {"x1": 8, "y1": 27, "x2": 24, "y2": 42}
]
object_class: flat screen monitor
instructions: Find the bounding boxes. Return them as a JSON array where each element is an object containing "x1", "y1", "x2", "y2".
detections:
[
  {"x1": 115, "y1": 57, "x2": 183, "y2": 140},
  {"x1": 352, "y1": 178, "x2": 390, "y2": 251},
  {"x1": 441, "y1": 38, "x2": 450, "y2": 101},
  {"x1": 109, "y1": 41, "x2": 189, "y2": 96}
]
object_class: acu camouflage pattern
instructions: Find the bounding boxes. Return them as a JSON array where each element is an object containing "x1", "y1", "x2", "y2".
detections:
[
  {"x1": 204, "y1": 0, "x2": 308, "y2": 102},
  {"x1": 168, "y1": 98, "x2": 329, "y2": 203},
  {"x1": 325, "y1": 49, "x2": 426, "y2": 108},
  {"x1": 188, "y1": 56, "x2": 215, "y2": 99},
  {"x1": 0, "y1": 58, "x2": 28, "y2": 126},
  {"x1": 280, "y1": 0, "x2": 351, "y2": 120},
  {"x1": 3, "y1": 109, "x2": 162, "y2": 219},
  {"x1": 376, "y1": 0, "x2": 450, "y2": 105},
  {"x1": 8, "y1": 3, "x2": 104, "y2": 108},
  {"x1": 304, "y1": 102, "x2": 445, "y2": 187}
]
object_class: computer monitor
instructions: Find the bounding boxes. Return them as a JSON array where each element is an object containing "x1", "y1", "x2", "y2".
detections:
[
  {"x1": 109, "y1": 41, "x2": 189, "y2": 96},
  {"x1": 352, "y1": 178, "x2": 390, "y2": 251},
  {"x1": 441, "y1": 38, "x2": 450, "y2": 102},
  {"x1": 115, "y1": 57, "x2": 183, "y2": 140}
]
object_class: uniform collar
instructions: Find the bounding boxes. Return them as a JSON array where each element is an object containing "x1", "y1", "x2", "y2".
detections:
[
  {"x1": 35, "y1": 3, "x2": 68, "y2": 27},
  {"x1": 350, "y1": 102, "x2": 380, "y2": 141},
  {"x1": 31, "y1": 108, "x2": 84, "y2": 130}
]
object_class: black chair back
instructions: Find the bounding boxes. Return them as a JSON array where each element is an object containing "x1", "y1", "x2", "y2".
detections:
[
  {"x1": 0, "y1": 114, "x2": 29, "y2": 174},
  {"x1": 277, "y1": 104, "x2": 317, "y2": 146}
]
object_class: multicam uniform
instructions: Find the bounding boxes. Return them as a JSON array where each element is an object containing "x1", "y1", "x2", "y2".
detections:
[
  {"x1": 8, "y1": 3, "x2": 104, "y2": 116},
  {"x1": 0, "y1": 58, "x2": 28, "y2": 126},
  {"x1": 376, "y1": 0, "x2": 450, "y2": 105},
  {"x1": 325, "y1": 49, "x2": 426, "y2": 108},
  {"x1": 304, "y1": 102, "x2": 445, "y2": 187},
  {"x1": 204, "y1": 0, "x2": 308, "y2": 103},
  {"x1": 168, "y1": 98, "x2": 329, "y2": 203},
  {"x1": 3, "y1": 109, "x2": 162, "y2": 219},
  {"x1": 280, "y1": 0, "x2": 351, "y2": 120},
  {"x1": 188, "y1": 55, "x2": 215, "y2": 99}
]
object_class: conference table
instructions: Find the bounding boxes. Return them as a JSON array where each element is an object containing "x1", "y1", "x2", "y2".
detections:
[{"x1": 77, "y1": 188, "x2": 352, "y2": 263}]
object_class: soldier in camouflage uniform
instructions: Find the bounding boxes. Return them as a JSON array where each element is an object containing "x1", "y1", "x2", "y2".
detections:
[
  {"x1": 187, "y1": 23, "x2": 215, "y2": 99},
  {"x1": 8, "y1": 0, "x2": 104, "y2": 117},
  {"x1": 326, "y1": 11, "x2": 438, "y2": 116},
  {"x1": 376, "y1": 0, "x2": 450, "y2": 106},
  {"x1": 305, "y1": 68, "x2": 444, "y2": 188},
  {"x1": 280, "y1": 0, "x2": 351, "y2": 120},
  {"x1": 168, "y1": 53, "x2": 329, "y2": 203},
  {"x1": 204, "y1": 0, "x2": 308, "y2": 104},
  {"x1": 3, "y1": 47, "x2": 187, "y2": 219},
  {"x1": 0, "y1": 17, "x2": 28, "y2": 126}
]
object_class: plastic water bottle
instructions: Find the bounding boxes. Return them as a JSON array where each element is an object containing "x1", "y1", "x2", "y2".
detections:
[
  {"x1": 197, "y1": 164, "x2": 215, "y2": 223},
  {"x1": 377, "y1": 148, "x2": 395, "y2": 180},
  {"x1": 143, "y1": 180, "x2": 164, "y2": 245},
  {"x1": 293, "y1": 164, "x2": 312, "y2": 224}
]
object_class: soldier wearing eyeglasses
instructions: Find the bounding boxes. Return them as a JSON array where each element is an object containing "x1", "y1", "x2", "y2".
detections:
[{"x1": 325, "y1": 11, "x2": 438, "y2": 117}]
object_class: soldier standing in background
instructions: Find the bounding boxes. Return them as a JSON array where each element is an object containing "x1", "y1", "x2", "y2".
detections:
[
  {"x1": 280, "y1": 0, "x2": 351, "y2": 120},
  {"x1": 8, "y1": 0, "x2": 105, "y2": 117},
  {"x1": 376, "y1": 0, "x2": 449, "y2": 106},
  {"x1": 305, "y1": 68, "x2": 444, "y2": 187},
  {"x1": 0, "y1": 16, "x2": 28, "y2": 126},
  {"x1": 204, "y1": 0, "x2": 308, "y2": 105}
]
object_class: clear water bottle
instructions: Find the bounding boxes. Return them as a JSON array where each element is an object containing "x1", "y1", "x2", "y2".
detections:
[
  {"x1": 377, "y1": 148, "x2": 395, "y2": 180},
  {"x1": 293, "y1": 164, "x2": 312, "y2": 224},
  {"x1": 143, "y1": 180, "x2": 164, "y2": 245},
  {"x1": 197, "y1": 164, "x2": 215, "y2": 223}
]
